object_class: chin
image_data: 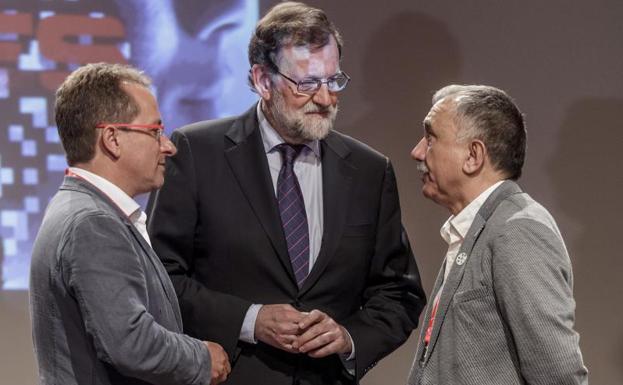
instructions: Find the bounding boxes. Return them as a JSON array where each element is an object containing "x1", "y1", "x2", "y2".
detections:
[{"x1": 421, "y1": 185, "x2": 437, "y2": 201}]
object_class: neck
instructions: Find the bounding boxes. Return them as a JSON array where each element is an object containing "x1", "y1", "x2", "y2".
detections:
[
  {"x1": 73, "y1": 160, "x2": 137, "y2": 198},
  {"x1": 449, "y1": 174, "x2": 505, "y2": 215}
]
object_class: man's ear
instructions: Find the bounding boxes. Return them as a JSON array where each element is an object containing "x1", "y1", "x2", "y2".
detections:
[
  {"x1": 251, "y1": 64, "x2": 273, "y2": 100},
  {"x1": 463, "y1": 139, "x2": 486, "y2": 175},
  {"x1": 99, "y1": 126, "x2": 122, "y2": 160}
]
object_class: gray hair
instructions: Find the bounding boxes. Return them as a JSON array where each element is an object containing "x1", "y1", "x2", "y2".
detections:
[
  {"x1": 433, "y1": 84, "x2": 527, "y2": 180},
  {"x1": 55, "y1": 62, "x2": 151, "y2": 165}
]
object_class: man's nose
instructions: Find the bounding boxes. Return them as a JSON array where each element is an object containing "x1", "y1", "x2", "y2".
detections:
[
  {"x1": 411, "y1": 137, "x2": 426, "y2": 161},
  {"x1": 311, "y1": 83, "x2": 335, "y2": 107},
  {"x1": 160, "y1": 134, "x2": 177, "y2": 156}
]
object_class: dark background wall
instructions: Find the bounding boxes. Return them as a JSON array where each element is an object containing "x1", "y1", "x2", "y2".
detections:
[{"x1": 1, "y1": 1, "x2": 622, "y2": 384}]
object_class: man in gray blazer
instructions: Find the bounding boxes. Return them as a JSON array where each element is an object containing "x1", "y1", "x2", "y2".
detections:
[
  {"x1": 29, "y1": 63, "x2": 230, "y2": 385},
  {"x1": 407, "y1": 85, "x2": 588, "y2": 385}
]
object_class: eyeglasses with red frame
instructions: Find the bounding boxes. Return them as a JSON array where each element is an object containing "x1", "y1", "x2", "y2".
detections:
[{"x1": 95, "y1": 123, "x2": 165, "y2": 142}]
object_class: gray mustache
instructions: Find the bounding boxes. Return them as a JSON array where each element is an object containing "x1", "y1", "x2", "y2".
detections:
[
  {"x1": 415, "y1": 161, "x2": 429, "y2": 173},
  {"x1": 303, "y1": 103, "x2": 335, "y2": 114}
]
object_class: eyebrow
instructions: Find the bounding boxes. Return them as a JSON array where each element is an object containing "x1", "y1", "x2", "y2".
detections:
[{"x1": 423, "y1": 119, "x2": 432, "y2": 134}]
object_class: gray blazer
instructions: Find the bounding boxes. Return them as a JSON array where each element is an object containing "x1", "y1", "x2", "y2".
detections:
[
  {"x1": 408, "y1": 181, "x2": 587, "y2": 385},
  {"x1": 29, "y1": 176, "x2": 211, "y2": 385}
]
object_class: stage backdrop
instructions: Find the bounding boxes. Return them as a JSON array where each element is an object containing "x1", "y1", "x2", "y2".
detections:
[{"x1": 1, "y1": 0, "x2": 621, "y2": 384}]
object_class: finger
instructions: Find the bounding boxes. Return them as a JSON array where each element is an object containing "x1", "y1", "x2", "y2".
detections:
[
  {"x1": 275, "y1": 333, "x2": 299, "y2": 350},
  {"x1": 295, "y1": 319, "x2": 331, "y2": 348},
  {"x1": 224, "y1": 358, "x2": 231, "y2": 374},
  {"x1": 217, "y1": 371, "x2": 227, "y2": 384},
  {"x1": 298, "y1": 309, "x2": 326, "y2": 330},
  {"x1": 306, "y1": 337, "x2": 345, "y2": 358},
  {"x1": 297, "y1": 330, "x2": 335, "y2": 353},
  {"x1": 273, "y1": 320, "x2": 303, "y2": 335}
]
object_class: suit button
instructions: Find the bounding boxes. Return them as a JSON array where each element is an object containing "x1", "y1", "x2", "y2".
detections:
[{"x1": 293, "y1": 299, "x2": 301, "y2": 308}]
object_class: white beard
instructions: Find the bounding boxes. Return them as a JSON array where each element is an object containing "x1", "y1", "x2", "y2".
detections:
[{"x1": 269, "y1": 88, "x2": 337, "y2": 142}]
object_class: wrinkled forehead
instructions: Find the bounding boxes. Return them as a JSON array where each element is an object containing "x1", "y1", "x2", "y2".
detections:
[
  {"x1": 276, "y1": 35, "x2": 340, "y2": 77},
  {"x1": 425, "y1": 97, "x2": 455, "y2": 125}
]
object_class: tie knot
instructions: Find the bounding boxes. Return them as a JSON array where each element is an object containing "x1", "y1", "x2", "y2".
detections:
[{"x1": 277, "y1": 143, "x2": 305, "y2": 166}]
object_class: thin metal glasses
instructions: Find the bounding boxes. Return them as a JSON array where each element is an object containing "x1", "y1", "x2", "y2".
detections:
[{"x1": 275, "y1": 69, "x2": 350, "y2": 95}]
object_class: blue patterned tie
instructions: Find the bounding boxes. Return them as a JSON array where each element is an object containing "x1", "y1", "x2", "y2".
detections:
[{"x1": 276, "y1": 143, "x2": 309, "y2": 287}]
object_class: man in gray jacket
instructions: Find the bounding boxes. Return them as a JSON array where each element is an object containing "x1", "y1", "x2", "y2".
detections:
[
  {"x1": 29, "y1": 63, "x2": 230, "y2": 385},
  {"x1": 407, "y1": 85, "x2": 588, "y2": 385}
]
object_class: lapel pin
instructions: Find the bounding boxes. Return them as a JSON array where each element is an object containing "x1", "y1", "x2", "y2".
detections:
[{"x1": 456, "y1": 252, "x2": 467, "y2": 266}]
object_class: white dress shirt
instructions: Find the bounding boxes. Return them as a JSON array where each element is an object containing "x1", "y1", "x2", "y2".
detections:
[
  {"x1": 240, "y1": 103, "x2": 324, "y2": 343},
  {"x1": 240, "y1": 104, "x2": 355, "y2": 367},
  {"x1": 433, "y1": 180, "x2": 504, "y2": 306},
  {"x1": 68, "y1": 167, "x2": 152, "y2": 246}
]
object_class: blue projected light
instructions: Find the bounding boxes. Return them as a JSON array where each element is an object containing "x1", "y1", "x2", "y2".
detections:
[
  {"x1": 24, "y1": 197, "x2": 40, "y2": 214},
  {"x1": 0, "y1": 68, "x2": 8, "y2": 98},
  {"x1": 20, "y1": 97, "x2": 48, "y2": 128},
  {"x1": 1, "y1": 168, "x2": 14, "y2": 185},
  {"x1": 21, "y1": 140, "x2": 37, "y2": 157},
  {"x1": 46, "y1": 155, "x2": 67, "y2": 171},
  {"x1": 0, "y1": 1, "x2": 259, "y2": 289},
  {"x1": 9, "y1": 125, "x2": 24, "y2": 142},
  {"x1": 23, "y1": 168, "x2": 39, "y2": 185}
]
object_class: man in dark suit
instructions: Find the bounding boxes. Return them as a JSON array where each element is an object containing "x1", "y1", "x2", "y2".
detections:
[
  {"x1": 407, "y1": 85, "x2": 587, "y2": 384},
  {"x1": 30, "y1": 63, "x2": 230, "y2": 385},
  {"x1": 147, "y1": 2, "x2": 426, "y2": 384}
]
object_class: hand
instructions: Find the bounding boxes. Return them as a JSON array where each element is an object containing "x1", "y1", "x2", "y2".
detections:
[
  {"x1": 255, "y1": 304, "x2": 305, "y2": 353},
  {"x1": 293, "y1": 309, "x2": 352, "y2": 358},
  {"x1": 203, "y1": 341, "x2": 231, "y2": 385}
]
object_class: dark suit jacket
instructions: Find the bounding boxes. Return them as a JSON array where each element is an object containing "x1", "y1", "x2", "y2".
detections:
[
  {"x1": 30, "y1": 177, "x2": 211, "y2": 385},
  {"x1": 408, "y1": 181, "x2": 587, "y2": 385},
  {"x1": 147, "y1": 105, "x2": 426, "y2": 385}
]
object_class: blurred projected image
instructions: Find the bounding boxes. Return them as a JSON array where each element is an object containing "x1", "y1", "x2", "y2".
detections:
[{"x1": 0, "y1": 0, "x2": 258, "y2": 289}]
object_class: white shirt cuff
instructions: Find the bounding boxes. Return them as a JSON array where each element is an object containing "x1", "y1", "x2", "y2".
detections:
[
  {"x1": 239, "y1": 304, "x2": 262, "y2": 344},
  {"x1": 339, "y1": 328, "x2": 356, "y2": 375}
]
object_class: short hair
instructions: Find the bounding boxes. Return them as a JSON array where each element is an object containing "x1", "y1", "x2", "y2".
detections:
[
  {"x1": 54, "y1": 62, "x2": 151, "y2": 165},
  {"x1": 247, "y1": 1, "x2": 343, "y2": 87},
  {"x1": 433, "y1": 84, "x2": 527, "y2": 180}
]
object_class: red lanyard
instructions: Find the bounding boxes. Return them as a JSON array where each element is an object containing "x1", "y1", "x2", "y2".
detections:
[{"x1": 424, "y1": 294, "x2": 440, "y2": 346}]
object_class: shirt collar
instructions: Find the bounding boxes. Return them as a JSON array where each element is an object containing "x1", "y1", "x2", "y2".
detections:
[
  {"x1": 68, "y1": 167, "x2": 141, "y2": 220},
  {"x1": 440, "y1": 180, "x2": 505, "y2": 246},
  {"x1": 256, "y1": 102, "x2": 321, "y2": 158}
]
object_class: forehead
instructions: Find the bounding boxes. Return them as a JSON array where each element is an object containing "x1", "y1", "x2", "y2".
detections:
[
  {"x1": 424, "y1": 98, "x2": 456, "y2": 133},
  {"x1": 277, "y1": 35, "x2": 340, "y2": 76},
  {"x1": 425, "y1": 98, "x2": 449, "y2": 122},
  {"x1": 121, "y1": 82, "x2": 160, "y2": 121}
]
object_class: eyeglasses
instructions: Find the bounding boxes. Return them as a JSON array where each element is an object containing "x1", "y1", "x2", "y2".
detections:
[
  {"x1": 95, "y1": 123, "x2": 165, "y2": 142},
  {"x1": 275, "y1": 69, "x2": 351, "y2": 95}
]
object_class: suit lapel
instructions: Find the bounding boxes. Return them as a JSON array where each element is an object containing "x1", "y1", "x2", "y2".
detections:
[
  {"x1": 224, "y1": 105, "x2": 296, "y2": 284},
  {"x1": 124, "y1": 222, "x2": 183, "y2": 326},
  {"x1": 423, "y1": 180, "x2": 523, "y2": 361},
  {"x1": 299, "y1": 132, "x2": 354, "y2": 295},
  {"x1": 61, "y1": 177, "x2": 182, "y2": 325}
]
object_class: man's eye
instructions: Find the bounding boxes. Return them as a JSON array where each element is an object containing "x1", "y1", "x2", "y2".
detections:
[{"x1": 299, "y1": 80, "x2": 318, "y2": 90}]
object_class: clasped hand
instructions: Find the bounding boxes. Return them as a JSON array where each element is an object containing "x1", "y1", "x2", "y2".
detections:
[{"x1": 254, "y1": 304, "x2": 352, "y2": 358}]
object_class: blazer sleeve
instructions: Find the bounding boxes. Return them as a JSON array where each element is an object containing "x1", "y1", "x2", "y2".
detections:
[
  {"x1": 60, "y1": 212, "x2": 211, "y2": 385},
  {"x1": 342, "y1": 159, "x2": 427, "y2": 380},
  {"x1": 491, "y1": 219, "x2": 588, "y2": 385},
  {"x1": 147, "y1": 130, "x2": 252, "y2": 358}
]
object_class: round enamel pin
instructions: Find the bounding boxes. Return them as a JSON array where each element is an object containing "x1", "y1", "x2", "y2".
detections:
[{"x1": 455, "y1": 252, "x2": 467, "y2": 266}]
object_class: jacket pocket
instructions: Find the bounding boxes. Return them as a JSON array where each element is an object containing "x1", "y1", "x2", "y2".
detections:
[{"x1": 453, "y1": 286, "x2": 491, "y2": 304}]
